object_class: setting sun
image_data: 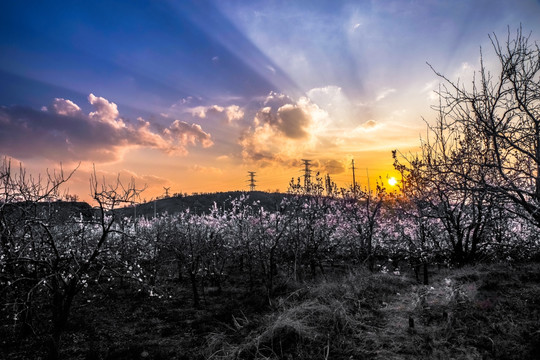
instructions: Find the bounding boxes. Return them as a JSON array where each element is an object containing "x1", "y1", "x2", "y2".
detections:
[{"x1": 388, "y1": 177, "x2": 398, "y2": 187}]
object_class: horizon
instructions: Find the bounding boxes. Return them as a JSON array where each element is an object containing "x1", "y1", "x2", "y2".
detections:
[{"x1": 2, "y1": 0, "x2": 540, "y2": 203}]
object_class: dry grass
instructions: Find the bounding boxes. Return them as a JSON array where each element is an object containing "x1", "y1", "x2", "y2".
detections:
[
  {"x1": 205, "y1": 263, "x2": 540, "y2": 360},
  {"x1": 205, "y1": 270, "x2": 414, "y2": 359},
  {"x1": 5, "y1": 263, "x2": 540, "y2": 359}
]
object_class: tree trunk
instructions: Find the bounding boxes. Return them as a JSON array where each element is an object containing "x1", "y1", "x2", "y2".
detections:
[
  {"x1": 310, "y1": 257, "x2": 317, "y2": 278},
  {"x1": 48, "y1": 282, "x2": 76, "y2": 360},
  {"x1": 176, "y1": 258, "x2": 183, "y2": 282},
  {"x1": 267, "y1": 249, "x2": 276, "y2": 298},
  {"x1": 189, "y1": 270, "x2": 200, "y2": 308}
]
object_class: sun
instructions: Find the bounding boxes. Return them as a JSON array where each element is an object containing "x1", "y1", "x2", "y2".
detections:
[{"x1": 388, "y1": 177, "x2": 398, "y2": 187}]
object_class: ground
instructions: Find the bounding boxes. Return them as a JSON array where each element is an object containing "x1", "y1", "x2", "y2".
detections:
[{"x1": 3, "y1": 262, "x2": 540, "y2": 359}]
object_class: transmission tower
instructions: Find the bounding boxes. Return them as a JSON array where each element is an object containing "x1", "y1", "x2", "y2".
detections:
[
  {"x1": 351, "y1": 159, "x2": 357, "y2": 196},
  {"x1": 247, "y1": 171, "x2": 256, "y2": 192},
  {"x1": 301, "y1": 159, "x2": 312, "y2": 192},
  {"x1": 163, "y1": 187, "x2": 170, "y2": 198}
]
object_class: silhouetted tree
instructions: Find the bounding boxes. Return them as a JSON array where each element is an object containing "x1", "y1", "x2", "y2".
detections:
[
  {"x1": 429, "y1": 26, "x2": 540, "y2": 227},
  {"x1": 0, "y1": 160, "x2": 144, "y2": 359}
]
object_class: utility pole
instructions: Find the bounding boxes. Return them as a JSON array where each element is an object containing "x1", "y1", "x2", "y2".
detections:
[
  {"x1": 247, "y1": 171, "x2": 256, "y2": 192},
  {"x1": 133, "y1": 200, "x2": 137, "y2": 230},
  {"x1": 325, "y1": 174, "x2": 332, "y2": 196},
  {"x1": 351, "y1": 159, "x2": 357, "y2": 196},
  {"x1": 301, "y1": 159, "x2": 312, "y2": 193},
  {"x1": 366, "y1": 168, "x2": 371, "y2": 197}
]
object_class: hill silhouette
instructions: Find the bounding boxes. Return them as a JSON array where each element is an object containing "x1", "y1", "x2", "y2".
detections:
[{"x1": 115, "y1": 191, "x2": 288, "y2": 218}]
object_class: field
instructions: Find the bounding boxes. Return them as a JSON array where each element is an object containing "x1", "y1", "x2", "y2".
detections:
[
  {"x1": 3, "y1": 261, "x2": 540, "y2": 360},
  {"x1": 2, "y1": 184, "x2": 540, "y2": 359}
]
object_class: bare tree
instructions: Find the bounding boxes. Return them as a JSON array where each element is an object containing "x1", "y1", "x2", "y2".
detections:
[
  {"x1": 0, "y1": 161, "x2": 144, "y2": 359},
  {"x1": 0, "y1": 158, "x2": 76, "y2": 343},
  {"x1": 429, "y1": 26, "x2": 540, "y2": 227}
]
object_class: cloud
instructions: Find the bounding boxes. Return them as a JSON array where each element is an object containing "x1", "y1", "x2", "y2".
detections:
[
  {"x1": 189, "y1": 104, "x2": 245, "y2": 124},
  {"x1": 253, "y1": 91, "x2": 328, "y2": 140},
  {"x1": 189, "y1": 164, "x2": 223, "y2": 175},
  {"x1": 254, "y1": 102, "x2": 311, "y2": 139},
  {"x1": 278, "y1": 104, "x2": 311, "y2": 138},
  {"x1": 0, "y1": 95, "x2": 213, "y2": 163},
  {"x1": 306, "y1": 85, "x2": 354, "y2": 125},
  {"x1": 188, "y1": 106, "x2": 210, "y2": 118},
  {"x1": 375, "y1": 88, "x2": 396, "y2": 101},
  {"x1": 67, "y1": 167, "x2": 173, "y2": 203},
  {"x1": 421, "y1": 81, "x2": 437, "y2": 93},
  {"x1": 225, "y1": 105, "x2": 244, "y2": 123},
  {"x1": 165, "y1": 120, "x2": 213, "y2": 149},
  {"x1": 239, "y1": 122, "x2": 283, "y2": 165},
  {"x1": 238, "y1": 92, "x2": 329, "y2": 166},
  {"x1": 319, "y1": 159, "x2": 346, "y2": 174},
  {"x1": 113, "y1": 169, "x2": 170, "y2": 187},
  {"x1": 307, "y1": 85, "x2": 343, "y2": 102},
  {"x1": 50, "y1": 98, "x2": 81, "y2": 116},
  {"x1": 356, "y1": 119, "x2": 379, "y2": 131},
  {"x1": 88, "y1": 93, "x2": 123, "y2": 128}
]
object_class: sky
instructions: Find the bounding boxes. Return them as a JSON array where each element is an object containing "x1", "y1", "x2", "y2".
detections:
[{"x1": 1, "y1": 0, "x2": 540, "y2": 203}]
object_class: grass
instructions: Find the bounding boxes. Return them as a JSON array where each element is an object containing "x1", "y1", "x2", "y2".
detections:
[
  {"x1": 205, "y1": 270, "x2": 415, "y2": 359},
  {"x1": 3, "y1": 263, "x2": 540, "y2": 359},
  {"x1": 204, "y1": 264, "x2": 540, "y2": 360}
]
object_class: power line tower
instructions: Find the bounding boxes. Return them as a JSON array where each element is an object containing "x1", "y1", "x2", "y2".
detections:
[
  {"x1": 351, "y1": 159, "x2": 357, "y2": 196},
  {"x1": 247, "y1": 171, "x2": 256, "y2": 192},
  {"x1": 301, "y1": 159, "x2": 312, "y2": 193},
  {"x1": 163, "y1": 187, "x2": 170, "y2": 198}
]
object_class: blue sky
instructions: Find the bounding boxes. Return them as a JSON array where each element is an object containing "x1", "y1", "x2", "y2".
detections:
[{"x1": 1, "y1": 0, "x2": 540, "y2": 199}]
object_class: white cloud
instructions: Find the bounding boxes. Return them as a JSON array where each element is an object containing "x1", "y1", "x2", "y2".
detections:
[
  {"x1": 189, "y1": 104, "x2": 244, "y2": 124},
  {"x1": 88, "y1": 93, "x2": 124, "y2": 128},
  {"x1": 50, "y1": 98, "x2": 81, "y2": 116},
  {"x1": 225, "y1": 105, "x2": 244, "y2": 123},
  {"x1": 165, "y1": 120, "x2": 213, "y2": 150},
  {"x1": 375, "y1": 88, "x2": 396, "y2": 101}
]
